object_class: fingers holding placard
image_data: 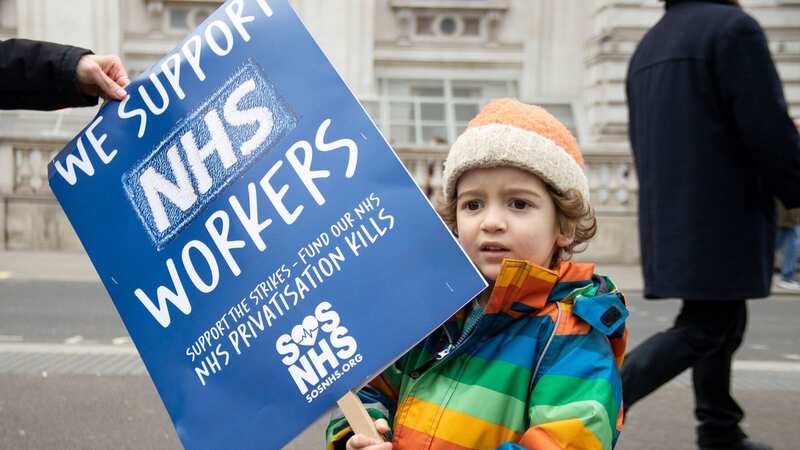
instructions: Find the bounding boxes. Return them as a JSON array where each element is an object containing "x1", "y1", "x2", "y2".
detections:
[
  {"x1": 76, "y1": 54, "x2": 130, "y2": 100},
  {"x1": 346, "y1": 419, "x2": 392, "y2": 450}
]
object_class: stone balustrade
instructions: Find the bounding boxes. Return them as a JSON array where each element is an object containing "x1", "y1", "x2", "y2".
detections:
[
  {"x1": 0, "y1": 143, "x2": 637, "y2": 256},
  {"x1": 397, "y1": 147, "x2": 638, "y2": 214},
  {"x1": 12, "y1": 145, "x2": 58, "y2": 195}
]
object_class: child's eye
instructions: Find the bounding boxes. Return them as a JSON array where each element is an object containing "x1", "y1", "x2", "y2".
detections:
[
  {"x1": 510, "y1": 199, "x2": 530, "y2": 210},
  {"x1": 462, "y1": 200, "x2": 482, "y2": 211}
]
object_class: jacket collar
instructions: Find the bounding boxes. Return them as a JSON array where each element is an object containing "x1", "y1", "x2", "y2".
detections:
[{"x1": 484, "y1": 259, "x2": 596, "y2": 316}]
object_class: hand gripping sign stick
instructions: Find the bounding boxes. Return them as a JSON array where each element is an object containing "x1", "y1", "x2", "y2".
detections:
[{"x1": 337, "y1": 391, "x2": 384, "y2": 441}]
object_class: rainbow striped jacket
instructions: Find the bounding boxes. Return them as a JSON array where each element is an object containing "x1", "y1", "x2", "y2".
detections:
[{"x1": 326, "y1": 259, "x2": 628, "y2": 450}]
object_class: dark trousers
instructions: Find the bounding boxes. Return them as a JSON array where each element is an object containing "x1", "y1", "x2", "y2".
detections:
[{"x1": 621, "y1": 300, "x2": 748, "y2": 447}]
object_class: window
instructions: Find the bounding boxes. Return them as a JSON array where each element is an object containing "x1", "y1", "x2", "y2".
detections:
[
  {"x1": 168, "y1": 7, "x2": 190, "y2": 31},
  {"x1": 411, "y1": 14, "x2": 484, "y2": 39},
  {"x1": 438, "y1": 16, "x2": 458, "y2": 35},
  {"x1": 392, "y1": 0, "x2": 508, "y2": 42},
  {"x1": 416, "y1": 16, "x2": 435, "y2": 35},
  {"x1": 463, "y1": 17, "x2": 481, "y2": 36},
  {"x1": 371, "y1": 79, "x2": 519, "y2": 146},
  {"x1": 193, "y1": 8, "x2": 212, "y2": 25},
  {"x1": 364, "y1": 79, "x2": 579, "y2": 146},
  {"x1": 536, "y1": 103, "x2": 578, "y2": 138},
  {"x1": 165, "y1": 3, "x2": 217, "y2": 33}
]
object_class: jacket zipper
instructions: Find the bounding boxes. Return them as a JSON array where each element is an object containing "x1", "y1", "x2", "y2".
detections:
[
  {"x1": 409, "y1": 304, "x2": 484, "y2": 379},
  {"x1": 453, "y1": 305, "x2": 483, "y2": 349},
  {"x1": 530, "y1": 303, "x2": 561, "y2": 390},
  {"x1": 395, "y1": 304, "x2": 486, "y2": 449}
]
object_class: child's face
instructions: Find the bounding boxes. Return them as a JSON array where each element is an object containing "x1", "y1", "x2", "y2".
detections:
[{"x1": 455, "y1": 167, "x2": 573, "y2": 281}]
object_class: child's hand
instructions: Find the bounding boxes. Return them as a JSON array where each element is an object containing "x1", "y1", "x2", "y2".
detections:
[{"x1": 345, "y1": 419, "x2": 392, "y2": 450}]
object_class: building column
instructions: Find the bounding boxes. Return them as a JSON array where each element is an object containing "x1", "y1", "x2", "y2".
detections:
[
  {"x1": 16, "y1": 0, "x2": 120, "y2": 54},
  {"x1": 0, "y1": 143, "x2": 13, "y2": 250},
  {"x1": 579, "y1": 1, "x2": 662, "y2": 264},
  {"x1": 290, "y1": 0, "x2": 375, "y2": 97}
]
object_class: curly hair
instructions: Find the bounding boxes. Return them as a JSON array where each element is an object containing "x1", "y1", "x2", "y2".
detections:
[{"x1": 436, "y1": 186, "x2": 597, "y2": 269}]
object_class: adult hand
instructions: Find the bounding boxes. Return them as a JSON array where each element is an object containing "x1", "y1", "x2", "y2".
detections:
[
  {"x1": 75, "y1": 54, "x2": 130, "y2": 101},
  {"x1": 345, "y1": 419, "x2": 392, "y2": 450}
]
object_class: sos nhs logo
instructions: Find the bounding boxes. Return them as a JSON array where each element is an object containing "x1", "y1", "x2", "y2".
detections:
[
  {"x1": 276, "y1": 302, "x2": 363, "y2": 403},
  {"x1": 122, "y1": 61, "x2": 297, "y2": 249}
]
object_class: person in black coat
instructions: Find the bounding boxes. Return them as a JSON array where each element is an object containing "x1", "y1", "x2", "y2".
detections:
[
  {"x1": 0, "y1": 38, "x2": 130, "y2": 110},
  {"x1": 623, "y1": 1, "x2": 800, "y2": 449}
]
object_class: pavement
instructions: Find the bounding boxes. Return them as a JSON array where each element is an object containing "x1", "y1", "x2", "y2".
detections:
[
  {"x1": 2, "y1": 250, "x2": 799, "y2": 450},
  {"x1": 2, "y1": 249, "x2": 799, "y2": 297},
  {"x1": 0, "y1": 250, "x2": 99, "y2": 283}
]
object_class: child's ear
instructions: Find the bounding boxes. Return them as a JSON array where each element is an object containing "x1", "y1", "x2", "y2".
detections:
[
  {"x1": 556, "y1": 222, "x2": 576, "y2": 248},
  {"x1": 556, "y1": 233, "x2": 575, "y2": 249}
]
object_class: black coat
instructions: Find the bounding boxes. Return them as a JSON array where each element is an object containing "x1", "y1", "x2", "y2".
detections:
[
  {"x1": 0, "y1": 38, "x2": 98, "y2": 110},
  {"x1": 626, "y1": 0, "x2": 800, "y2": 300}
]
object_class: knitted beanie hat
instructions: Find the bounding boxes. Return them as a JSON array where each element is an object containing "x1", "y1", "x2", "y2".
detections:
[{"x1": 442, "y1": 98, "x2": 589, "y2": 203}]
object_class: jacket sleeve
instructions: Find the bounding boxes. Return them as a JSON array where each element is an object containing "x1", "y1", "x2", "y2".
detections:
[
  {"x1": 497, "y1": 301, "x2": 625, "y2": 450},
  {"x1": 0, "y1": 38, "x2": 98, "y2": 110},
  {"x1": 713, "y1": 14, "x2": 800, "y2": 208},
  {"x1": 325, "y1": 362, "x2": 403, "y2": 450}
]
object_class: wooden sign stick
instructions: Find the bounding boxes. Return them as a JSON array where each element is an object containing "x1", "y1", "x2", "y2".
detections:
[{"x1": 337, "y1": 390, "x2": 383, "y2": 441}]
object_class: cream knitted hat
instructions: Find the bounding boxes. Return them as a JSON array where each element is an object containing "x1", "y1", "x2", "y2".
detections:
[{"x1": 442, "y1": 98, "x2": 589, "y2": 203}]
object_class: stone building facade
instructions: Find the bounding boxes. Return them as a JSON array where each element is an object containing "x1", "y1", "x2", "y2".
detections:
[{"x1": 1, "y1": 0, "x2": 798, "y2": 263}]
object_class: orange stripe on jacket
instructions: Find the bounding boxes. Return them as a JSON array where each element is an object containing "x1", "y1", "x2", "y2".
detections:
[
  {"x1": 518, "y1": 427, "x2": 564, "y2": 450},
  {"x1": 556, "y1": 261, "x2": 595, "y2": 283},
  {"x1": 555, "y1": 303, "x2": 591, "y2": 336},
  {"x1": 393, "y1": 424, "x2": 473, "y2": 450},
  {"x1": 487, "y1": 260, "x2": 557, "y2": 315},
  {"x1": 519, "y1": 419, "x2": 603, "y2": 450},
  {"x1": 396, "y1": 397, "x2": 521, "y2": 449}
]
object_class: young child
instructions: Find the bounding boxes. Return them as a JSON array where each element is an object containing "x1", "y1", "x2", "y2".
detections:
[{"x1": 327, "y1": 99, "x2": 628, "y2": 450}]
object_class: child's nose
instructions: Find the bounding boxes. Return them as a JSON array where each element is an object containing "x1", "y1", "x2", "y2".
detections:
[{"x1": 480, "y1": 210, "x2": 506, "y2": 233}]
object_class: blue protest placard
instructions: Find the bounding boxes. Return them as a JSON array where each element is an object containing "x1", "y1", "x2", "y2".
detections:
[{"x1": 48, "y1": 1, "x2": 487, "y2": 449}]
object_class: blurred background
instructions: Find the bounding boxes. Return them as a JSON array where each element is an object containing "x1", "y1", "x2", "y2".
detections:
[{"x1": 1, "y1": 1, "x2": 799, "y2": 449}]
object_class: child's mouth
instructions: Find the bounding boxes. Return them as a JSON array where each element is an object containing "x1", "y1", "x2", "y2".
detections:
[{"x1": 480, "y1": 243, "x2": 510, "y2": 253}]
